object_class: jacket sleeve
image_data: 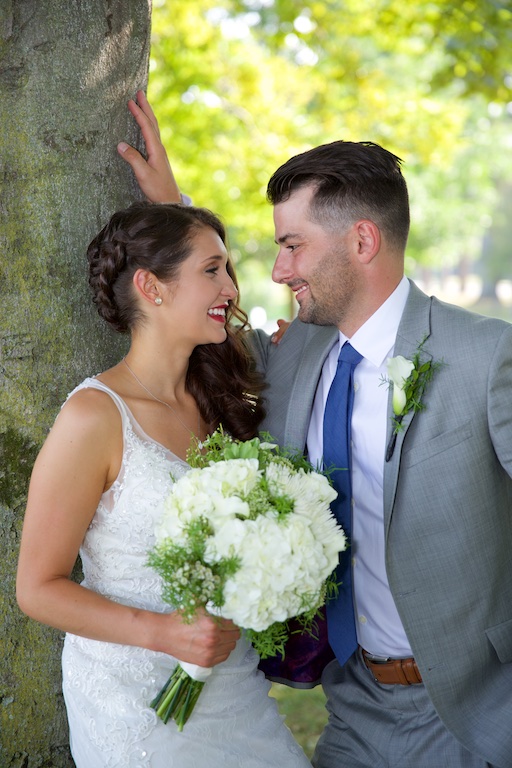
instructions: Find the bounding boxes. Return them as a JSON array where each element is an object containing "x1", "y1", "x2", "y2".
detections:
[{"x1": 246, "y1": 328, "x2": 272, "y2": 376}]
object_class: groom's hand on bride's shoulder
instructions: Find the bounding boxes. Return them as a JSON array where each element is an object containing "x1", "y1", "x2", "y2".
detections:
[{"x1": 271, "y1": 319, "x2": 291, "y2": 345}]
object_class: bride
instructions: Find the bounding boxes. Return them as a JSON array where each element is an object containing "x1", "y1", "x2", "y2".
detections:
[{"x1": 16, "y1": 201, "x2": 311, "y2": 767}]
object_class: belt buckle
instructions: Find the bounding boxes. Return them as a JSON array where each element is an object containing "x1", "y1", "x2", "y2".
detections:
[
  {"x1": 362, "y1": 649, "x2": 422, "y2": 685},
  {"x1": 363, "y1": 652, "x2": 390, "y2": 664},
  {"x1": 361, "y1": 649, "x2": 392, "y2": 684}
]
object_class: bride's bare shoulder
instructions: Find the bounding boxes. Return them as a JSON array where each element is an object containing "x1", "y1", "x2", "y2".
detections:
[{"x1": 53, "y1": 383, "x2": 122, "y2": 439}]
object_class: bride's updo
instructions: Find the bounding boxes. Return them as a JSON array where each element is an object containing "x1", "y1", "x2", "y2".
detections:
[
  {"x1": 87, "y1": 202, "x2": 229, "y2": 333},
  {"x1": 87, "y1": 201, "x2": 265, "y2": 439}
]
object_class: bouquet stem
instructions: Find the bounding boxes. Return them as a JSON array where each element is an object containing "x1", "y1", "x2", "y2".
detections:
[{"x1": 150, "y1": 664, "x2": 205, "y2": 731}]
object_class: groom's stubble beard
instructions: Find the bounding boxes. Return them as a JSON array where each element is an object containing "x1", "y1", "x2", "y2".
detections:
[{"x1": 297, "y1": 241, "x2": 357, "y2": 329}]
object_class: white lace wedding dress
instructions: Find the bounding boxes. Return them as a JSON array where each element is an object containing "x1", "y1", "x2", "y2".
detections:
[{"x1": 61, "y1": 378, "x2": 311, "y2": 768}]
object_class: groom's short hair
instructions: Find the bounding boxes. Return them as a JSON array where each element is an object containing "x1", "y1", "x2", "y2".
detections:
[{"x1": 267, "y1": 140, "x2": 410, "y2": 252}]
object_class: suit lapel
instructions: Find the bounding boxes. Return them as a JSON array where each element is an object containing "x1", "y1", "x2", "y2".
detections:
[
  {"x1": 383, "y1": 282, "x2": 433, "y2": 533},
  {"x1": 284, "y1": 325, "x2": 338, "y2": 450},
  {"x1": 279, "y1": 282, "x2": 434, "y2": 528}
]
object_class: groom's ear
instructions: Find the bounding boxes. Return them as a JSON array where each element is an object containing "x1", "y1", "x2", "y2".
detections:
[{"x1": 354, "y1": 219, "x2": 381, "y2": 265}]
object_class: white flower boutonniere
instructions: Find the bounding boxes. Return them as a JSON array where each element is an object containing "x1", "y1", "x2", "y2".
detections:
[
  {"x1": 387, "y1": 355, "x2": 415, "y2": 416},
  {"x1": 383, "y1": 339, "x2": 443, "y2": 461}
]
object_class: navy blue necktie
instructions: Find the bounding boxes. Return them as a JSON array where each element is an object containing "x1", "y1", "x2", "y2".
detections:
[{"x1": 323, "y1": 342, "x2": 363, "y2": 666}]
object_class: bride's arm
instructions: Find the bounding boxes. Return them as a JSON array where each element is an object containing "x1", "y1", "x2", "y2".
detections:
[
  {"x1": 16, "y1": 389, "x2": 239, "y2": 667},
  {"x1": 118, "y1": 90, "x2": 182, "y2": 204}
]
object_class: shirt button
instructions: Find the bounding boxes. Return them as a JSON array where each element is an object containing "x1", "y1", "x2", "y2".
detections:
[
  {"x1": 354, "y1": 381, "x2": 360, "y2": 392},
  {"x1": 358, "y1": 615, "x2": 367, "y2": 624},
  {"x1": 352, "y1": 557, "x2": 356, "y2": 566}
]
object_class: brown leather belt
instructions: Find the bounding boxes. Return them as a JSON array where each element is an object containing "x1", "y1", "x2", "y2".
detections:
[{"x1": 361, "y1": 649, "x2": 422, "y2": 685}]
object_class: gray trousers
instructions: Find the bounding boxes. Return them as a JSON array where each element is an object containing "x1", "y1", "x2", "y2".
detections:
[{"x1": 312, "y1": 650, "x2": 494, "y2": 768}]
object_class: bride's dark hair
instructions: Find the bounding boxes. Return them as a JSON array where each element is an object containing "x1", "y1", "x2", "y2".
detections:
[{"x1": 87, "y1": 201, "x2": 265, "y2": 439}]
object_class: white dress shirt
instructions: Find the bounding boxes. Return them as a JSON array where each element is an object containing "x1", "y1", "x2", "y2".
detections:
[{"x1": 306, "y1": 276, "x2": 413, "y2": 657}]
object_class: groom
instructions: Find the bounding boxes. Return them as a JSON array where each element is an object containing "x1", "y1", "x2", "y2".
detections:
[{"x1": 120, "y1": 93, "x2": 512, "y2": 768}]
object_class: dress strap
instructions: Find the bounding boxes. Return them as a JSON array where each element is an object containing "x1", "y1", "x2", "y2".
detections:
[
  {"x1": 65, "y1": 377, "x2": 132, "y2": 434},
  {"x1": 66, "y1": 378, "x2": 184, "y2": 464}
]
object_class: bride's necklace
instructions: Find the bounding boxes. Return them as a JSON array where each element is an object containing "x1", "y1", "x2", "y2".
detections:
[{"x1": 123, "y1": 358, "x2": 200, "y2": 437}]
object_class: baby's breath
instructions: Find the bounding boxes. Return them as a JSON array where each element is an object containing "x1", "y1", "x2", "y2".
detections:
[{"x1": 148, "y1": 522, "x2": 239, "y2": 622}]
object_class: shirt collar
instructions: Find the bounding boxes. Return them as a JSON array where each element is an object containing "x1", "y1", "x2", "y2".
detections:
[{"x1": 338, "y1": 276, "x2": 410, "y2": 367}]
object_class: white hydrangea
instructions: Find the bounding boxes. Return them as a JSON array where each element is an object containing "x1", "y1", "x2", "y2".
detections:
[
  {"x1": 213, "y1": 494, "x2": 345, "y2": 631},
  {"x1": 155, "y1": 447, "x2": 346, "y2": 633},
  {"x1": 202, "y1": 458, "x2": 261, "y2": 497},
  {"x1": 204, "y1": 517, "x2": 249, "y2": 562}
]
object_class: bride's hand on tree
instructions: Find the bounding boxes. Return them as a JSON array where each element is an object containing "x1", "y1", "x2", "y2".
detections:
[{"x1": 118, "y1": 90, "x2": 181, "y2": 203}]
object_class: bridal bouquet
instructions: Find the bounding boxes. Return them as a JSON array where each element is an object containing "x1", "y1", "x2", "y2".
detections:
[{"x1": 148, "y1": 429, "x2": 346, "y2": 730}]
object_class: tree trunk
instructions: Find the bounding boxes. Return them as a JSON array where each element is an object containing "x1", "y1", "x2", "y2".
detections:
[{"x1": 0, "y1": 1, "x2": 151, "y2": 763}]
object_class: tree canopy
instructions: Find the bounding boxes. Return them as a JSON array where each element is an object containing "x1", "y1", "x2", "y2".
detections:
[{"x1": 148, "y1": 0, "x2": 512, "y2": 321}]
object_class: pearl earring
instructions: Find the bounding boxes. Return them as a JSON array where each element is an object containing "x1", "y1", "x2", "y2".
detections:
[{"x1": 155, "y1": 297, "x2": 163, "y2": 305}]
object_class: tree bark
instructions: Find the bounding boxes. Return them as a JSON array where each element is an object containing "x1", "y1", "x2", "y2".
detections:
[{"x1": 0, "y1": 1, "x2": 151, "y2": 763}]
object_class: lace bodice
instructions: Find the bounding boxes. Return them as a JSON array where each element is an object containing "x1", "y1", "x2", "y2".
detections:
[
  {"x1": 76, "y1": 378, "x2": 189, "y2": 612},
  {"x1": 61, "y1": 378, "x2": 311, "y2": 768}
]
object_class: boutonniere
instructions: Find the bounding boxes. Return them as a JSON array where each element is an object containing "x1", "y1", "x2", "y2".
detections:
[{"x1": 382, "y1": 339, "x2": 443, "y2": 461}]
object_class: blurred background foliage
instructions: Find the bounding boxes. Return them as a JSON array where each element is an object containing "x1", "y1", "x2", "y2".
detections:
[{"x1": 147, "y1": 0, "x2": 512, "y2": 330}]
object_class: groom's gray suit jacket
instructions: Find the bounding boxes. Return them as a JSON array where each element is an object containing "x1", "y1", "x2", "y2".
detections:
[{"x1": 251, "y1": 280, "x2": 512, "y2": 768}]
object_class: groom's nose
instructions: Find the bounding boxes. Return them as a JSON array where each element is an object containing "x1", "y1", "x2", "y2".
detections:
[{"x1": 272, "y1": 248, "x2": 293, "y2": 284}]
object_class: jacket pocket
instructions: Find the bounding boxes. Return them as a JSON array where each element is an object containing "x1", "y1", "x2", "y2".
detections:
[
  {"x1": 486, "y1": 618, "x2": 512, "y2": 663},
  {"x1": 401, "y1": 421, "x2": 473, "y2": 468}
]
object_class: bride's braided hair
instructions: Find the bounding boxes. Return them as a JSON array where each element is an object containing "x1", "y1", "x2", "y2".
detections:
[
  {"x1": 87, "y1": 202, "x2": 265, "y2": 439},
  {"x1": 88, "y1": 227, "x2": 132, "y2": 332}
]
